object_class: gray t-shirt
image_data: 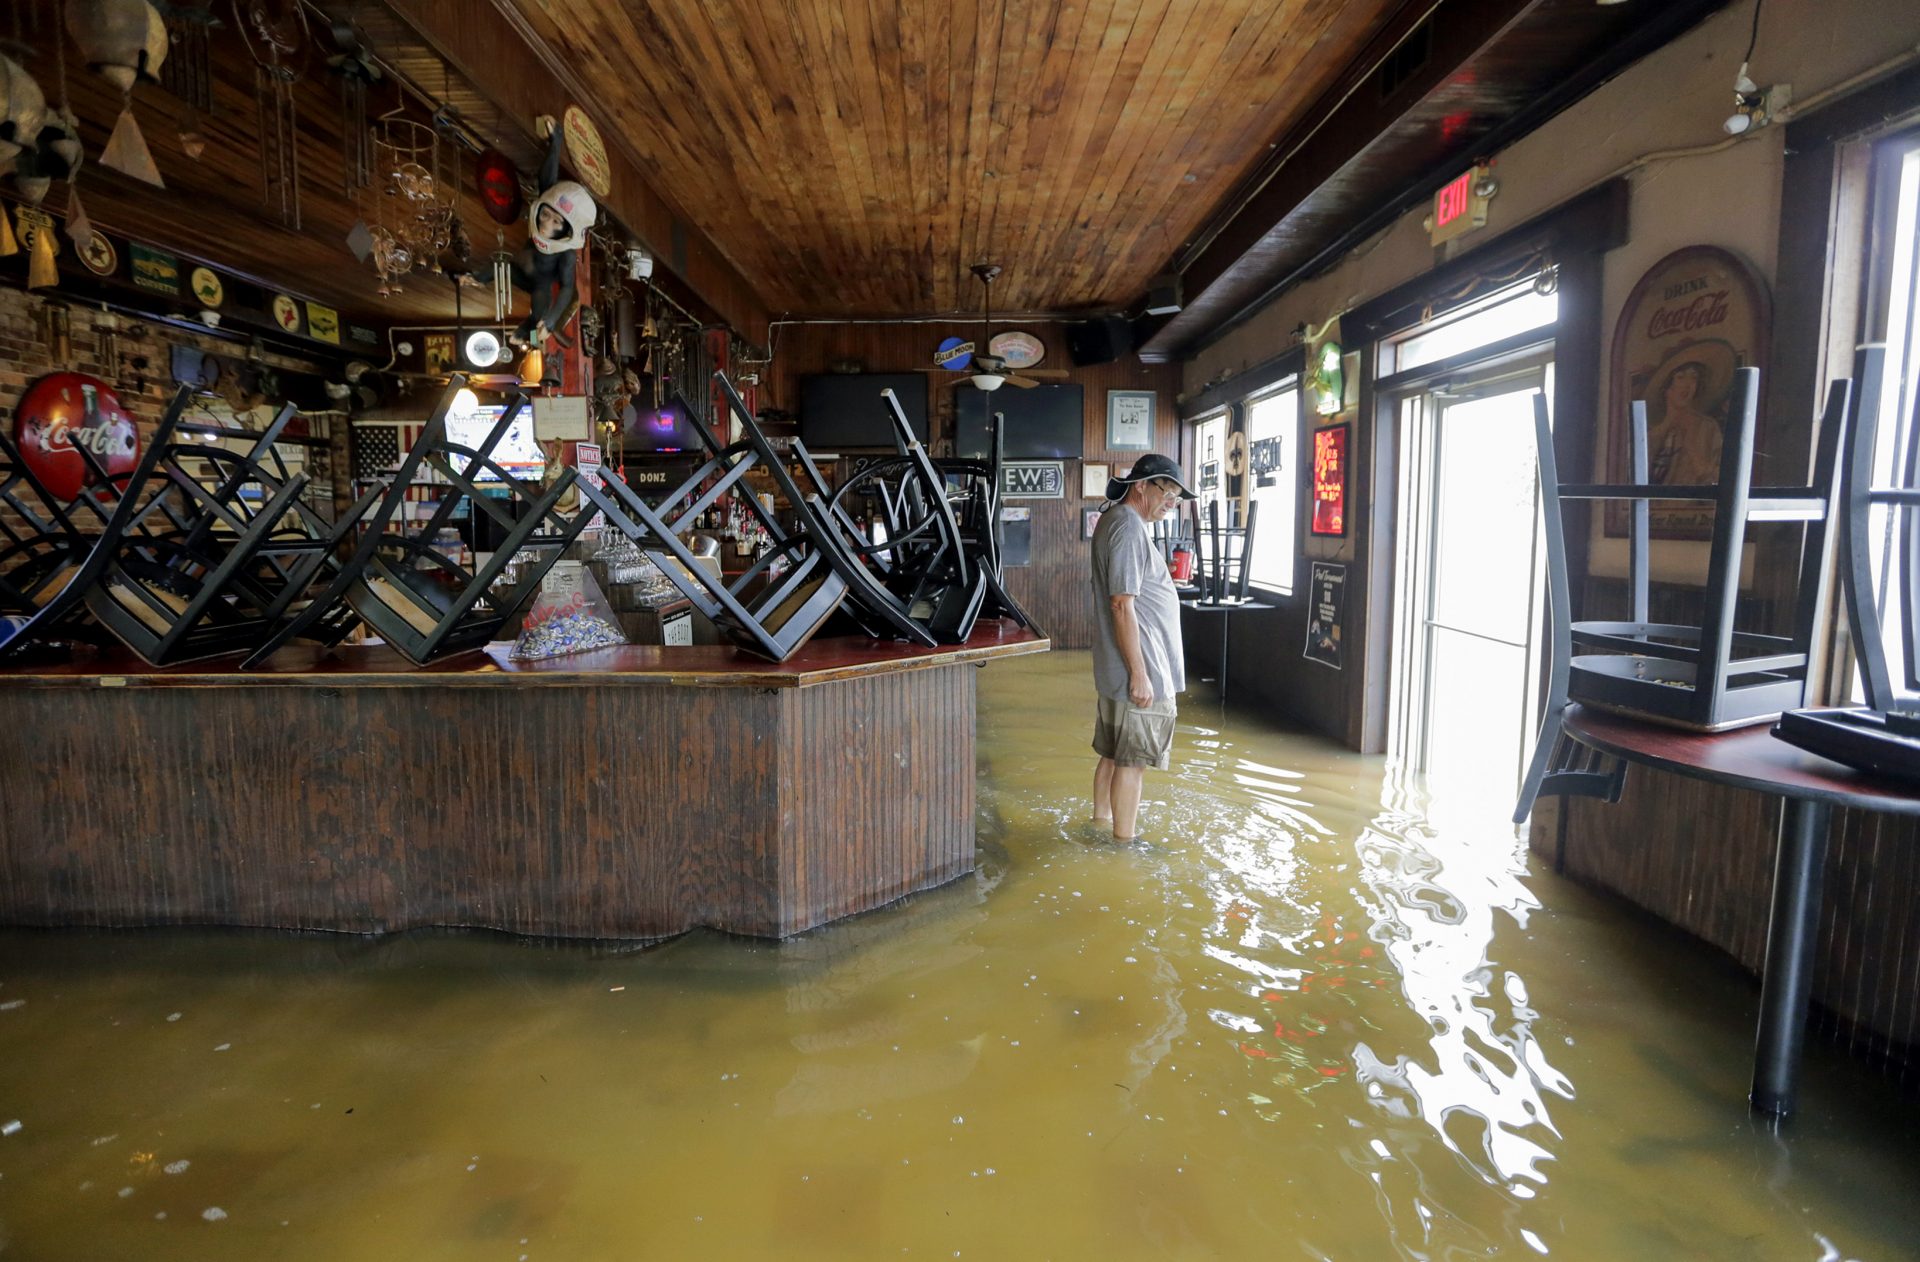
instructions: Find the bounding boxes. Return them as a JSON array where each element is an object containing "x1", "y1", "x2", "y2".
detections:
[{"x1": 1090, "y1": 504, "x2": 1184, "y2": 704}]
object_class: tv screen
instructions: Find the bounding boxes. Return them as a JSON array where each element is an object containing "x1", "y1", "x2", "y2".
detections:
[
  {"x1": 955, "y1": 382, "x2": 1084, "y2": 459},
  {"x1": 446, "y1": 403, "x2": 544, "y2": 483},
  {"x1": 799, "y1": 374, "x2": 929, "y2": 448},
  {"x1": 624, "y1": 398, "x2": 707, "y2": 453}
]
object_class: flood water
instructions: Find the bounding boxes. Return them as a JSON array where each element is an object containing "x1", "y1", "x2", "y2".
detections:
[{"x1": 3, "y1": 650, "x2": 1918, "y2": 1260}]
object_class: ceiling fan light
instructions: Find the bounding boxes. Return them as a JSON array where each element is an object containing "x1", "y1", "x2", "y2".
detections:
[{"x1": 971, "y1": 373, "x2": 1006, "y2": 392}]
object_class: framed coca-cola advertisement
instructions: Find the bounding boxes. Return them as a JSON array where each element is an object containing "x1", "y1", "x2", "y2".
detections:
[
  {"x1": 1607, "y1": 246, "x2": 1770, "y2": 540},
  {"x1": 10, "y1": 373, "x2": 141, "y2": 503}
]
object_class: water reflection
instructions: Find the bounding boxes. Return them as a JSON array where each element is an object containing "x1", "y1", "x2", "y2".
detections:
[{"x1": 1, "y1": 654, "x2": 1916, "y2": 1260}]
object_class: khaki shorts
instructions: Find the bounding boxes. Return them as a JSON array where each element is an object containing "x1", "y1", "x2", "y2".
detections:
[{"x1": 1092, "y1": 696, "x2": 1177, "y2": 771}]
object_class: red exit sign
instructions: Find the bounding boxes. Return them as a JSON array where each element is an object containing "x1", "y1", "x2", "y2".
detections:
[{"x1": 1428, "y1": 165, "x2": 1492, "y2": 245}]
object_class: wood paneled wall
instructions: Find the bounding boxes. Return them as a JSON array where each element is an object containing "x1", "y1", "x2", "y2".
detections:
[
  {"x1": 766, "y1": 322, "x2": 1180, "y2": 648},
  {"x1": 1553, "y1": 779, "x2": 1920, "y2": 1076}
]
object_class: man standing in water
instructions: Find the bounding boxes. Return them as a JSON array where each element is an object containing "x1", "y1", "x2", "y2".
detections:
[{"x1": 1090, "y1": 454, "x2": 1196, "y2": 842}]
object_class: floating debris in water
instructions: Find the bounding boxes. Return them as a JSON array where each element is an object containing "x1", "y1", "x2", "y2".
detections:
[
  {"x1": 213, "y1": 1044, "x2": 231, "y2": 1052},
  {"x1": 1, "y1": 1120, "x2": 21, "y2": 1137},
  {"x1": 0, "y1": 999, "x2": 24, "y2": 1011},
  {"x1": 166, "y1": 1013, "x2": 182, "y2": 1023},
  {"x1": 163, "y1": 1160, "x2": 189, "y2": 1175},
  {"x1": 201, "y1": 1207, "x2": 227, "y2": 1222}
]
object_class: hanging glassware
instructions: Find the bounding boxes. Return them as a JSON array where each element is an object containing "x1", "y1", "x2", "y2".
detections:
[
  {"x1": 362, "y1": 108, "x2": 457, "y2": 296},
  {"x1": 233, "y1": 0, "x2": 309, "y2": 228}
]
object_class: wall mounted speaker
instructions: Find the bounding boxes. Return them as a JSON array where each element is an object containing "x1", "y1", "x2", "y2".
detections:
[{"x1": 1065, "y1": 315, "x2": 1134, "y2": 366}]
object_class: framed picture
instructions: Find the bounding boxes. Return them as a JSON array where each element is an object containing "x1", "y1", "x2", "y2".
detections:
[
  {"x1": 1106, "y1": 390, "x2": 1155, "y2": 450},
  {"x1": 1310, "y1": 424, "x2": 1348, "y2": 537},
  {"x1": 1082, "y1": 462, "x2": 1110, "y2": 498},
  {"x1": 1083, "y1": 508, "x2": 1103, "y2": 539},
  {"x1": 1606, "y1": 245, "x2": 1770, "y2": 541}
]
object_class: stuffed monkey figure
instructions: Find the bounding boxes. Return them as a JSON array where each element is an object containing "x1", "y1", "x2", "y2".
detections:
[{"x1": 509, "y1": 117, "x2": 597, "y2": 351}]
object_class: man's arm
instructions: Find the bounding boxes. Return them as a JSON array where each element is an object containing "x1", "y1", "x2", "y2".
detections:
[{"x1": 1108, "y1": 594, "x2": 1154, "y2": 707}]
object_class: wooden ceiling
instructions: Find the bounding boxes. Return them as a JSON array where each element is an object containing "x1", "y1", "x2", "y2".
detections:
[{"x1": 498, "y1": 0, "x2": 1411, "y2": 316}]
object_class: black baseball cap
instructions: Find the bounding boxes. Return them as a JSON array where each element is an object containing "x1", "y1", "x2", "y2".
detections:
[{"x1": 1105, "y1": 453, "x2": 1197, "y2": 503}]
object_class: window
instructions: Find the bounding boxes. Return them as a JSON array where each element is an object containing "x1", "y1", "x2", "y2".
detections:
[
  {"x1": 1383, "y1": 281, "x2": 1558, "y2": 376},
  {"x1": 1191, "y1": 410, "x2": 1228, "y2": 521},
  {"x1": 1849, "y1": 130, "x2": 1920, "y2": 703},
  {"x1": 1243, "y1": 385, "x2": 1299, "y2": 595}
]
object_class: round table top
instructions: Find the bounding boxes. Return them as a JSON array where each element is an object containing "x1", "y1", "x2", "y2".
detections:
[{"x1": 1565, "y1": 704, "x2": 1920, "y2": 816}]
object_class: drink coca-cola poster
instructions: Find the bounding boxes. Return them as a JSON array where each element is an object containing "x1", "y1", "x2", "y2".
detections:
[
  {"x1": 1607, "y1": 246, "x2": 1769, "y2": 540},
  {"x1": 11, "y1": 373, "x2": 142, "y2": 503}
]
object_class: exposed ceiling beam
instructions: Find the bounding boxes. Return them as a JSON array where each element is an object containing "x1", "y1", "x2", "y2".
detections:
[{"x1": 1138, "y1": 0, "x2": 1732, "y2": 362}]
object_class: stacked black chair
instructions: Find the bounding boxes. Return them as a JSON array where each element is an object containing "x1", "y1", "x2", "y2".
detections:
[
  {"x1": 245, "y1": 378, "x2": 588, "y2": 667},
  {"x1": 1515, "y1": 368, "x2": 1850, "y2": 821},
  {"x1": 711, "y1": 372, "x2": 940, "y2": 648},
  {"x1": 75, "y1": 395, "x2": 378, "y2": 667},
  {"x1": 788, "y1": 388, "x2": 1036, "y2": 643},
  {"x1": 1775, "y1": 344, "x2": 1920, "y2": 781},
  {"x1": 0, "y1": 393, "x2": 145, "y2": 658},
  {"x1": 576, "y1": 396, "x2": 848, "y2": 662}
]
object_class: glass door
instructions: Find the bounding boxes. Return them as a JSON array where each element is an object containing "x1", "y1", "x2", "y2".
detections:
[{"x1": 1391, "y1": 365, "x2": 1551, "y2": 817}]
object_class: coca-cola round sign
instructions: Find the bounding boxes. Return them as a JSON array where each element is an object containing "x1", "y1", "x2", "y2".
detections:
[{"x1": 12, "y1": 373, "x2": 142, "y2": 502}]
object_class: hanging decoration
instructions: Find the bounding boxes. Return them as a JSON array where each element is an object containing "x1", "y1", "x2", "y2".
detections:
[
  {"x1": 0, "y1": 55, "x2": 48, "y2": 168},
  {"x1": 361, "y1": 107, "x2": 458, "y2": 295},
  {"x1": 234, "y1": 0, "x2": 309, "y2": 228},
  {"x1": 0, "y1": 210, "x2": 18, "y2": 257},
  {"x1": 508, "y1": 116, "x2": 595, "y2": 353},
  {"x1": 491, "y1": 231, "x2": 514, "y2": 323},
  {"x1": 474, "y1": 147, "x2": 523, "y2": 225},
  {"x1": 2, "y1": 52, "x2": 82, "y2": 207},
  {"x1": 14, "y1": 206, "x2": 61, "y2": 290},
  {"x1": 67, "y1": 0, "x2": 167, "y2": 188},
  {"x1": 325, "y1": 10, "x2": 380, "y2": 195}
]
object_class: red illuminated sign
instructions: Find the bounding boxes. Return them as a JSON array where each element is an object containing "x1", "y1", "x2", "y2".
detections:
[
  {"x1": 1310, "y1": 424, "x2": 1347, "y2": 537},
  {"x1": 1435, "y1": 170, "x2": 1473, "y2": 229}
]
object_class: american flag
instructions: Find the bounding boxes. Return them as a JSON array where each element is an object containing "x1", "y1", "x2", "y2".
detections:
[{"x1": 351, "y1": 423, "x2": 434, "y2": 501}]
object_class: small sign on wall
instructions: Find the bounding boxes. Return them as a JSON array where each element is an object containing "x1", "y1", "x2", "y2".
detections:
[
  {"x1": 1001, "y1": 461, "x2": 1065, "y2": 499},
  {"x1": 1106, "y1": 390, "x2": 1155, "y2": 450},
  {"x1": 1303, "y1": 562, "x2": 1346, "y2": 669},
  {"x1": 1310, "y1": 424, "x2": 1348, "y2": 537}
]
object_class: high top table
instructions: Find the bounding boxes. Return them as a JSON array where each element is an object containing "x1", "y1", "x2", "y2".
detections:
[{"x1": 1562, "y1": 703, "x2": 1920, "y2": 1119}]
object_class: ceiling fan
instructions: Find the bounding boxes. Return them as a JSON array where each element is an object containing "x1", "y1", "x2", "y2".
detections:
[{"x1": 928, "y1": 264, "x2": 1070, "y2": 390}]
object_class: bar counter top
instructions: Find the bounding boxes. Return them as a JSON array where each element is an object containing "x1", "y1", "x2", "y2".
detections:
[{"x1": 0, "y1": 619, "x2": 1049, "y2": 690}]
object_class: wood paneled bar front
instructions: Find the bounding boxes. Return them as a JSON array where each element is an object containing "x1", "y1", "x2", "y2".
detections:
[{"x1": 0, "y1": 624, "x2": 1047, "y2": 941}]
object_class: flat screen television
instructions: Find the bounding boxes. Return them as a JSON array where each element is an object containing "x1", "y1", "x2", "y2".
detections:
[
  {"x1": 955, "y1": 382, "x2": 1084, "y2": 459},
  {"x1": 799, "y1": 374, "x2": 929, "y2": 448},
  {"x1": 446, "y1": 403, "x2": 544, "y2": 483},
  {"x1": 624, "y1": 398, "x2": 707, "y2": 453}
]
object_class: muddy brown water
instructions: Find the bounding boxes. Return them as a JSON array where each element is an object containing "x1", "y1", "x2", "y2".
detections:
[{"x1": 2, "y1": 651, "x2": 1917, "y2": 1260}]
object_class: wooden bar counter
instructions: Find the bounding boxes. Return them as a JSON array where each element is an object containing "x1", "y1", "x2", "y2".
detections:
[{"x1": 0, "y1": 621, "x2": 1048, "y2": 940}]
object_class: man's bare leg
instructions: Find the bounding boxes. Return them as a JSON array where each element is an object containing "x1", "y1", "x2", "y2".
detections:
[
  {"x1": 1111, "y1": 764, "x2": 1146, "y2": 841},
  {"x1": 1093, "y1": 756, "x2": 1116, "y2": 828}
]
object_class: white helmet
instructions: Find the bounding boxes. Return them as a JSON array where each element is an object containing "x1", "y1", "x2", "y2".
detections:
[{"x1": 528, "y1": 180, "x2": 596, "y2": 254}]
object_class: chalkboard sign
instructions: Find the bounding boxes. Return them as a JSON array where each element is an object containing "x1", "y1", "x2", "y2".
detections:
[
  {"x1": 955, "y1": 382, "x2": 1084, "y2": 459},
  {"x1": 798, "y1": 374, "x2": 929, "y2": 448}
]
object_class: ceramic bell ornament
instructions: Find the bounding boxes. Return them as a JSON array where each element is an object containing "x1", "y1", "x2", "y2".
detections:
[
  {"x1": 67, "y1": 0, "x2": 170, "y2": 93},
  {"x1": 0, "y1": 55, "x2": 49, "y2": 168},
  {"x1": 66, "y1": 0, "x2": 168, "y2": 188}
]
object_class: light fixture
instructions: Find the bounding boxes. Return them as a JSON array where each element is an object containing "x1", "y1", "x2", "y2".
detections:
[
  {"x1": 1723, "y1": 62, "x2": 1765, "y2": 134},
  {"x1": 628, "y1": 247, "x2": 653, "y2": 281},
  {"x1": 465, "y1": 328, "x2": 501, "y2": 367},
  {"x1": 452, "y1": 386, "x2": 480, "y2": 414},
  {"x1": 970, "y1": 261, "x2": 1004, "y2": 393}
]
